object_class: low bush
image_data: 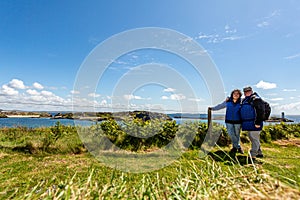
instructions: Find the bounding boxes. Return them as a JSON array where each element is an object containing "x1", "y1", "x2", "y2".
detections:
[{"x1": 261, "y1": 122, "x2": 300, "y2": 143}]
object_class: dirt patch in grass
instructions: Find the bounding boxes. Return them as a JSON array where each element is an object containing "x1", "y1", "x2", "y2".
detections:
[
  {"x1": 273, "y1": 138, "x2": 300, "y2": 147},
  {"x1": 263, "y1": 147, "x2": 281, "y2": 153},
  {"x1": 0, "y1": 153, "x2": 9, "y2": 159}
]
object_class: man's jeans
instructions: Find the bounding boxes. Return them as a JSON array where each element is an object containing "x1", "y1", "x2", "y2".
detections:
[
  {"x1": 225, "y1": 123, "x2": 241, "y2": 149},
  {"x1": 248, "y1": 131, "x2": 263, "y2": 157}
]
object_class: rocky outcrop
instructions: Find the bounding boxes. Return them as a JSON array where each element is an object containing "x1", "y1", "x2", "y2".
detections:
[{"x1": 266, "y1": 117, "x2": 294, "y2": 122}]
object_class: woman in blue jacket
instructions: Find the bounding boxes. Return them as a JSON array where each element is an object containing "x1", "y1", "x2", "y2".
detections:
[{"x1": 209, "y1": 89, "x2": 243, "y2": 154}]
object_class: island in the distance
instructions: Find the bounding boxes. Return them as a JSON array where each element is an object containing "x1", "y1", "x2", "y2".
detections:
[{"x1": 0, "y1": 110, "x2": 172, "y2": 122}]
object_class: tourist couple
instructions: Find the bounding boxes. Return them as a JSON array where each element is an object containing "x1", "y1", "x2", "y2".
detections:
[{"x1": 209, "y1": 86, "x2": 264, "y2": 162}]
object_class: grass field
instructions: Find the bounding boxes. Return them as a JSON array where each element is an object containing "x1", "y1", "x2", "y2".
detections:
[
  {"x1": 0, "y1": 142, "x2": 299, "y2": 199},
  {"x1": 0, "y1": 122, "x2": 300, "y2": 199}
]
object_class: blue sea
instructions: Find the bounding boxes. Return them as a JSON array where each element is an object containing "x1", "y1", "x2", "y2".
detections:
[
  {"x1": 0, "y1": 118, "x2": 95, "y2": 128},
  {"x1": 0, "y1": 115, "x2": 299, "y2": 128}
]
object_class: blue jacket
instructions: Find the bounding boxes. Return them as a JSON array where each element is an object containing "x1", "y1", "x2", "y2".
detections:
[
  {"x1": 240, "y1": 93, "x2": 264, "y2": 131},
  {"x1": 211, "y1": 97, "x2": 241, "y2": 124}
]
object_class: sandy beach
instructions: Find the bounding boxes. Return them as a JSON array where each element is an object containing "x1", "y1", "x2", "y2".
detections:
[{"x1": 6, "y1": 115, "x2": 40, "y2": 118}]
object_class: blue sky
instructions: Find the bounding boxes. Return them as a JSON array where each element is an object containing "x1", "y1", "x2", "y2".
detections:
[{"x1": 1, "y1": 1, "x2": 300, "y2": 115}]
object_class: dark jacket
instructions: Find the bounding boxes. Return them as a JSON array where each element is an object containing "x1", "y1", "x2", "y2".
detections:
[{"x1": 240, "y1": 92, "x2": 264, "y2": 131}]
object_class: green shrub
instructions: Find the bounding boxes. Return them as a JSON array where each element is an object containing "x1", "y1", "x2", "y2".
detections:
[
  {"x1": 261, "y1": 122, "x2": 300, "y2": 143},
  {"x1": 42, "y1": 121, "x2": 65, "y2": 151},
  {"x1": 1, "y1": 121, "x2": 300, "y2": 155}
]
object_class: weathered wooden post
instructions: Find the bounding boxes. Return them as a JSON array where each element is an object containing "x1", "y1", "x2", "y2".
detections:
[{"x1": 208, "y1": 108, "x2": 212, "y2": 128}]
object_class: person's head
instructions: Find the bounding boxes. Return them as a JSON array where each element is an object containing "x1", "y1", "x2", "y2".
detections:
[
  {"x1": 231, "y1": 89, "x2": 242, "y2": 100},
  {"x1": 243, "y1": 86, "x2": 253, "y2": 97}
]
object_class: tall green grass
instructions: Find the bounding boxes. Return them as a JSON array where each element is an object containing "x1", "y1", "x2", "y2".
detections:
[
  {"x1": 1, "y1": 121, "x2": 300, "y2": 199},
  {"x1": 1, "y1": 151, "x2": 299, "y2": 199}
]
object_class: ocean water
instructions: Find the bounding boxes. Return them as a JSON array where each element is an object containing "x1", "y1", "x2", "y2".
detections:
[
  {"x1": 0, "y1": 118, "x2": 95, "y2": 128},
  {"x1": 0, "y1": 117, "x2": 222, "y2": 128},
  {"x1": 0, "y1": 115, "x2": 299, "y2": 128}
]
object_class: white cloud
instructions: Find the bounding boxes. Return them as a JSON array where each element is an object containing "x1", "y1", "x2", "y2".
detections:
[
  {"x1": 284, "y1": 53, "x2": 300, "y2": 60},
  {"x1": 1, "y1": 85, "x2": 19, "y2": 96},
  {"x1": 70, "y1": 90, "x2": 80, "y2": 94},
  {"x1": 24, "y1": 90, "x2": 66, "y2": 104},
  {"x1": 0, "y1": 80, "x2": 111, "y2": 111},
  {"x1": 187, "y1": 49, "x2": 208, "y2": 56},
  {"x1": 283, "y1": 89, "x2": 297, "y2": 92},
  {"x1": 33, "y1": 82, "x2": 44, "y2": 90},
  {"x1": 257, "y1": 10, "x2": 280, "y2": 28},
  {"x1": 100, "y1": 100, "x2": 107, "y2": 106},
  {"x1": 255, "y1": 80, "x2": 277, "y2": 89},
  {"x1": 161, "y1": 94, "x2": 186, "y2": 100},
  {"x1": 224, "y1": 25, "x2": 237, "y2": 34},
  {"x1": 275, "y1": 102, "x2": 300, "y2": 113},
  {"x1": 265, "y1": 93, "x2": 278, "y2": 96},
  {"x1": 196, "y1": 33, "x2": 243, "y2": 44},
  {"x1": 41, "y1": 90, "x2": 53, "y2": 96},
  {"x1": 88, "y1": 93, "x2": 101, "y2": 98},
  {"x1": 26, "y1": 89, "x2": 39, "y2": 95},
  {"x1": 123, "y1": 94, "x2": 143, "y2": 100},
  {"x1": 8, "y1": 79, "x2": 26, "y2": 89},
  {"x1": 188, "y1": 98, "x2": 205, "y2": 102},
  {"x1": 163, "y1": 88, "x2": 176, "y2": 92},
  {"x1": 170, "y1": 94, "x2": 186, "y2": 100},
  {"x1": 112, "y1": 60, "x2": 129, "y2": 65},
  {"x1": 269, "y1": 98, "x2": 284, "y2": 101},
  {"x1": 196, "y1": 25, "x2": 244, "y2": 44},
  {"x1": 196, "y1": 33, "x2": 217, "y2": 40},
  {"x1": 257, "y1": 21, "x2": 269, "y2": 28},
  {"x1": 161, "y1": 95, "x2": 169, "y2": 100},
  {"x1": 222, "y1": 36, "x2": 243, "y2": 41}
]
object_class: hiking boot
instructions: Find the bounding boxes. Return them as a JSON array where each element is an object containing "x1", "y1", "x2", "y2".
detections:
[
  {"x1": 237, "y1": 148, "x2": 244, "y2": 154},
  {"x1": 256, "y1": 154, "x2": 264, "y2": 158},
  {"x1": 247, "y1": 157, "x2": 257, "y2": 164},
  {"x1": 229, "y1": 147, "x2": 237, "y2": 153}
]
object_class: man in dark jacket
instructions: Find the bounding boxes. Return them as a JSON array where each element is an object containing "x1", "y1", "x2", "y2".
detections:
[{"x1": 240, "y1": 86, "x2": 264, "y2": 161}]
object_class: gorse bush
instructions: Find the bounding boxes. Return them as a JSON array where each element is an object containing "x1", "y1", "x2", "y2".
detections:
[
  {"x1": 42, "y1": 121, "x2": 65, "y2": 151},
  {"x1": 0, "y1": 122, "x2": 81, "y2": 154},
  {"x1": 261, "y1": 122, "x2": 300, "y2": 143},
  {"x1": 97, "y1": 119, "x2": 179, "y2": 151},
  {"x1": 94, "y1": 120, "x2": 230, "y2": 151}
]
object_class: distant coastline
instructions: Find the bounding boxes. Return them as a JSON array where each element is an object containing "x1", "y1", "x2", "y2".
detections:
[
  {"x1": 0, "y1": 109, "x2": 296, "y2": 123},
  {"x1": 5, "y1": 115, "x2": 41, "y2": 118},
  {"x1": 0, "y1": 110, "x2": 172, "y2": 122},
  {"x1": 0, "y1": 111, "x2": 51, "y2": 118}
]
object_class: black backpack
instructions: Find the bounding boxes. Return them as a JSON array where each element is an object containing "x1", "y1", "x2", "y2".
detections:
[
  {"x1": 262, "y1": 100, "x2": 271, "y2": 121},
  {"x1": 247, "y1": 95, "x2": 271, "y2": 121}
]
